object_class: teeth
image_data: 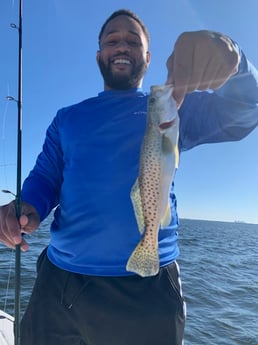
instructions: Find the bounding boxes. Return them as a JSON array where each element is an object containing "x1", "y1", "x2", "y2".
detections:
[{"x1": 114, "y1": 59, "x2": 130, "y2": 65}]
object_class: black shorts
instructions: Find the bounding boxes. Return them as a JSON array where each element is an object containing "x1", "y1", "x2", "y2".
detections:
[{"x1": 21, "y1": 248, "x2": 186, "y2": 345}]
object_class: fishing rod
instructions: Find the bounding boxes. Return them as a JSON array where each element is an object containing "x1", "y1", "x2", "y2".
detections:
[{"x1": 6, "y1": 0, "x2": 23, "y2": 344}]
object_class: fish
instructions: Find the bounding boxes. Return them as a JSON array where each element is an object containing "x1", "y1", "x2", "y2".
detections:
[{"x1": 126, "y1": 84, "x2": 179, "y2": 277}]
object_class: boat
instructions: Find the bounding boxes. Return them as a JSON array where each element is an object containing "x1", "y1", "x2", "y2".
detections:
[{"x1": 0, "y1": 310, "x2": 14, "y2": 345}]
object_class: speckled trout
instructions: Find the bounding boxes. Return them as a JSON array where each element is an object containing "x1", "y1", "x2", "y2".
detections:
[{"x1": 126, "y1": 84, "x2": 179, "y2": 277}]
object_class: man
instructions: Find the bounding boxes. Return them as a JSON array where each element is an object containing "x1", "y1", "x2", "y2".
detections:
[{"x1": 0, "y1": 9, "x2": 258, "y2": 345}]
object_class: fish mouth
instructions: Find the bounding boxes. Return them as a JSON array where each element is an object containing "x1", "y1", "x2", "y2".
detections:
[{"x1": 159, "y1": 119, "x2": 176, "y2": 130}]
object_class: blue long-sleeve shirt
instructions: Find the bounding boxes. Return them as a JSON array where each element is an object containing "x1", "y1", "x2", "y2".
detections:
[{"x1": 21, "y1": 49, "x2": 258, "y2": 276}]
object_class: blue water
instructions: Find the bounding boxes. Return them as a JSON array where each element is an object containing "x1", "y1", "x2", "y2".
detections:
[{"x1": 1, "y1": 218, "x2": 258, "y2": 344}]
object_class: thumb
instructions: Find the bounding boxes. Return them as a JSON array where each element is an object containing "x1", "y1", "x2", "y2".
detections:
[
  {"x1": 165, "y1": 75, "x2": 174, "y2": 86},
  {"x1": 165, "y1": 53, "x2": 174, "y2": 86},
  {"x1": 20, "y1": 214, "x2": 29, "y2": 227},
  {"x1": 172, "y1": 88, "x2": 185, "y2": 109},
  {"x1": 20, "y1": 203, "x2": 40, "y2": 234}
]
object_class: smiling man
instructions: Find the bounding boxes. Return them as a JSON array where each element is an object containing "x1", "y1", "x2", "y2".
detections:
[
  {"x1": 0, "y1": 8, "x2": 258, "y2": 345},
  {"x1": 97, "y1": 13, "x2": 150, "y2": 90}
]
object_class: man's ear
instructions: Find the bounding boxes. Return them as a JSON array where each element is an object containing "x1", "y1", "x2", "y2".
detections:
[
  {"x1": 96, "y1": 50, "x2": 100, "y2": 65},
  {"x1": 146, "y1": 51, "x2": 151, "y2": 65}
]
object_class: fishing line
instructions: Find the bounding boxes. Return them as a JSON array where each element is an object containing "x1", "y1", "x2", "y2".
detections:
[
  {"x1": 1, "y1": 90, "x2": 10, "y2": 140},
  {"x1": 0, "y1": 101, "x2": 9, "y2": 190},
  {"x1": 2, "y1": 250, "x2": 15, "y2": 313},
  {"x1": 0, "y1": 88, "x2": 16, "y2": 314},
  {"x1": 0, "y1": 85, "x2": 17, "y2": 193}
]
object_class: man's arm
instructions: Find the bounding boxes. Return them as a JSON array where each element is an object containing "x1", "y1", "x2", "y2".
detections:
[
  {"x1": 21, "y1": 111, "x2": 64, "y2": 221},
  {"x1": 178, "y1": 49, "x2": 258, "y2": 151}
]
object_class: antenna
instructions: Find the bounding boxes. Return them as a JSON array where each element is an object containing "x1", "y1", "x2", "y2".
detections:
[{"x1": 8, "y1": 0, "x2": 23, "y2": 344}]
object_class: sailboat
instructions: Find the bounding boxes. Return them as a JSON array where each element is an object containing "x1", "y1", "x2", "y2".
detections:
[{"x1": 1, "y1": 0, "x2": 23, "y2": 344}]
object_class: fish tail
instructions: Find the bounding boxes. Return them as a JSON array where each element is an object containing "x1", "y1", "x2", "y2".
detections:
[{"x1": 126, "y1": 240, "x2": 160, "y2": 277}]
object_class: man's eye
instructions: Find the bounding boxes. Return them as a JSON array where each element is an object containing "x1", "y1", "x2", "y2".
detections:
[
  {"x1": 128, "y1": 40, "x2": 140, "y2": 47},
  {"x1": 107, "y1": 40, "x2": 118, "y2": 46},
  {"x1": 102, "y1": 39, "x2": 141, "y2": 48}
]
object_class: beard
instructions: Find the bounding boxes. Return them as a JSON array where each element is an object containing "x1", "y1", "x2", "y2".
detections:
[{"x1": 98, "y1": 56, "x2": 148, "y2": 90}]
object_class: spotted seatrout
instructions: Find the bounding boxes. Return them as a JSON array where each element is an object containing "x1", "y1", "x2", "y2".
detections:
[{"x1": 126, "y1": 84, "x2": 179, "y2": 277}]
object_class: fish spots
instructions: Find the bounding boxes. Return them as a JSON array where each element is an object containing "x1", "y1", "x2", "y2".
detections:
[{"x1": 127, "y1": 84, "x2": 179, "y2": 277}]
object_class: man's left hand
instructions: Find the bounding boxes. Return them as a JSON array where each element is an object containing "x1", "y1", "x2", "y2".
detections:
[{"x1": 166, "y1": 30, "x2": 240, "y2": 107}]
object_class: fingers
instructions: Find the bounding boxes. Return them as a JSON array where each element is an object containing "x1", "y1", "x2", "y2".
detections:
[
  {"x1": 165, "y1": 52, "x2": 187, "y2": 108},
  {"x1": 188, "y1": 32, "x2": 239, "y2": 88},
  {"x1": 166, "y1": 30, "x2": 240, "y2": 107},
  {"x1": 20, "y1": 214, "x2": 28, "y2": 227},
  {"x1": 2, "y1": 202, "x2": 21, "y2": 245},
  {"x1": 20, "y1": 203, "x2": 40, "y2": 234},
  {"x1": 165, "y1": 53, "x2": 174, "y2": 86},
  {"x1": 19, "y1": 237, "x2": 29, "y2": 252},
  {"x1": 0, "y1": 201, "x2": 40, "y2": 251}
]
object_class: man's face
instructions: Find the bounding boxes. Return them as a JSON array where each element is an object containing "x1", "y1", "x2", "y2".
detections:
[{"x1": 97, "y1": 15, "x2": 151, "y2": 90}]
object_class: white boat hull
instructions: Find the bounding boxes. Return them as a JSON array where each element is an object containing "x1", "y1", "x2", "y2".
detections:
[{"x1": 0, "y1": 310, "x2": 14, "y2": 345}]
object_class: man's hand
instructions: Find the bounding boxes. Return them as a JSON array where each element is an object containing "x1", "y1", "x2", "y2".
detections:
[
  {"x1": 0, "y1": 200, "x2": 40, "y2": 251},
  {"x1": 166, "y1": 30, "x2": 240, "y2": 107}
]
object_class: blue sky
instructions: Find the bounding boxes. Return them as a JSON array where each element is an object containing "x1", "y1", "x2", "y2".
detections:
[{"x1": 0, "y1": 0, "x2": 258, "y2": 223}]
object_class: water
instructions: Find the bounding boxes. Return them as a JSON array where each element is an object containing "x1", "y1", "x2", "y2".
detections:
[
  {"x1": 0, "y1": 218, "x2": 258, "y2": 344},
  {"x1": 178, "y1": 219, "x2": 258, "y2": 345}
]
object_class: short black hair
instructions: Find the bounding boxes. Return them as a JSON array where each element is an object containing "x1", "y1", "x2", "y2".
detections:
[{"x1": 98, "y1": 9, "x2": 150, "y2": 47}]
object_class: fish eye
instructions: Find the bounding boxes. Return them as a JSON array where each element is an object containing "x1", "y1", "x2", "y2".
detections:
[{"x1": 149, "y1": 97, "x2": 155, "y2": 105}]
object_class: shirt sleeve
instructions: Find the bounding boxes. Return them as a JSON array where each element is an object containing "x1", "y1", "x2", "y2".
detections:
[
  {"x1": 21, "y1": 111, "x2": 64, "y2": 221},
  {"x1": 179, "y1": 45, "x2": 258, "y2": 151}
]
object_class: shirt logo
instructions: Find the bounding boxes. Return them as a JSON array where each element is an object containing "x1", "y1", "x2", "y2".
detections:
[{"x1": 133, "y1": 111, "x2": 146, "y2": 116}]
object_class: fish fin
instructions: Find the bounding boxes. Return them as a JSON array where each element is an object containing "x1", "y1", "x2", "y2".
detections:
[
  {"x1": 162, "y1": 135, "x2": 172, "y2": 153},
  {"x1": 130, "y1": 178, "x2": 145, "y2": 234},
  {"x1": 160, "y1": 202, "x2": 172, "y2": 228},
  {"x1": 126, "y1": 240, "x2": 160, "y2": 277},
  {"x1": 174, "y1": 144, "x2": 179, "y2": 168}
]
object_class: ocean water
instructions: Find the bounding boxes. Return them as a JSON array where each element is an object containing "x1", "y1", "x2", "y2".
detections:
[{"x1": 0, "y1": 218, "x2": 258, "y2": 344}]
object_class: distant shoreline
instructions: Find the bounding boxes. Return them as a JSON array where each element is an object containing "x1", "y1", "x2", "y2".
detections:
[{"x1": 179, "y1": 218, "x2": 258, "y2": 226}]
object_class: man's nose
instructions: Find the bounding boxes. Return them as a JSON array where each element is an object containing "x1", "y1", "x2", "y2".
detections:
[{"x1": 115, "y1": 40, "x2": 131, "y2": 51}]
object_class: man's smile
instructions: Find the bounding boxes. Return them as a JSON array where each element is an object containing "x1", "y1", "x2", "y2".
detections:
[{"x1": 113, "y1": 58, "x2": 131, "y2": 65}]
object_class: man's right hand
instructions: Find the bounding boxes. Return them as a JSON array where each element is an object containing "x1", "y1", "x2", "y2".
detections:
[{"x1": 0, "y1": 200, "x2": 40, "y2": 251}]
